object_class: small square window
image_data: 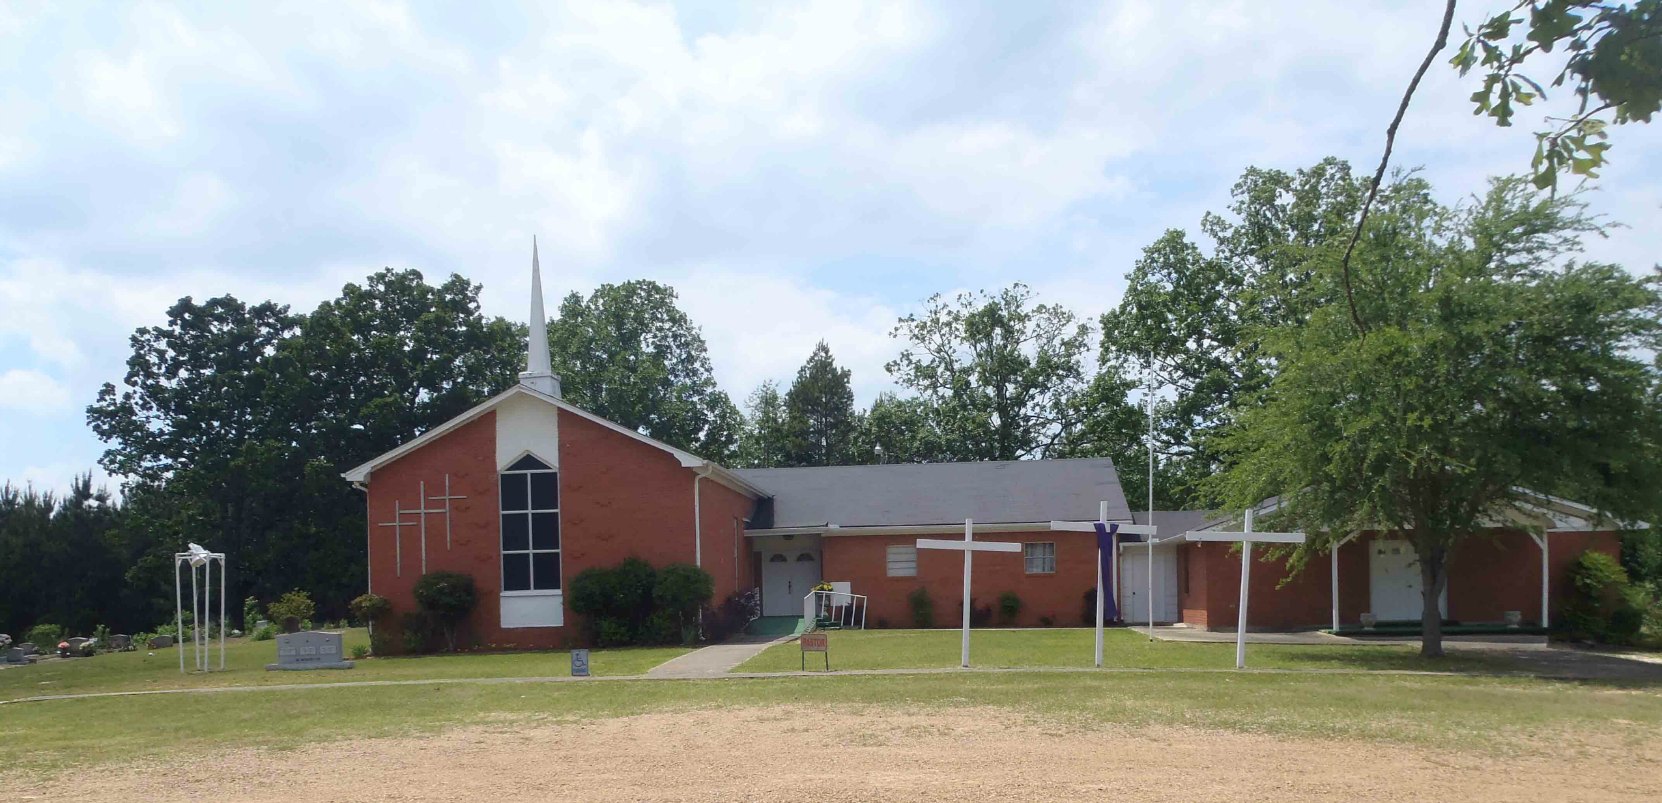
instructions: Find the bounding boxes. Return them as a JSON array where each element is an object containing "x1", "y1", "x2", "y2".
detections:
[
  {"x1": 500, "y1": 473, "x2": 529, "y2": 512},
  {"x1": 531, "y1": 512, "x2": 560, "y2": 550},
  {"x1": 886, "y1": 545, "x2": 917, "y2": 578},
  {"x1": 503, "y1": 553, "x2": 531, "y2": 592},
  {"x1": 530, "y1": 472, "x2": 558, "y2": 510},
  {"x1": 501, "y1": 513, "x2": 529, "y2": 552},
  {"x1": 530, "y1": 552, "x2": 561, "y2": 591},
  {"x1": 1024, "y1": 542, "x2": 1056, "y2": 575}
]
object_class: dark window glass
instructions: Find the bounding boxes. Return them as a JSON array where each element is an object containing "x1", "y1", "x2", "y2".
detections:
[
  {"x1": 501, "y1": 513, "x2": 529, "y2": 552},
  {"x1": 500, "y1": 473, "x2": 529, "y2": 512},
  {"x1": 530, "y1": 472, "x2": 558, "y2": 510},
  {"x1": 503, "y1": 553, "x2": 531, "y2": 591},
  {"x1": 507, "y1": 454, "x2": 552, "y2": 471},
  {"x1": 796, "y1": 553, "x2": 816, "y2": 562},
  {"x1": 531, "y1": 513, "x2": 560, "y2": 550},
  {"x1": 769, "y1": 554, "x2": 787, "y2": 562},
  {"x1": 531, "y1": 552, "x2": 561, "y2": 591}
]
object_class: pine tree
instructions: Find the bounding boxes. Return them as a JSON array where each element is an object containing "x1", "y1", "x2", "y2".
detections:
[{"x1": 781, "y1": 342, "x2": 858, "y2": 467}]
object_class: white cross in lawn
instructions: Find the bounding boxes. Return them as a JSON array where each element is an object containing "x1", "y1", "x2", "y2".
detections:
[
  {"x1": 1183, "y1": 506, "x2": 1306, "y2": 669},
  {"x1": 1050, "y1": 500, "x2": 1158, "y2": 667},
  {"x1": 917, "y1": 519, "x2": 1023, "y2": 668}
]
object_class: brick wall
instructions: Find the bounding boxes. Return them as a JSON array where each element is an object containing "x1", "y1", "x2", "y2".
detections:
[{"x1": 821, "y1": 530, "x2": 1100, "y2": 628}]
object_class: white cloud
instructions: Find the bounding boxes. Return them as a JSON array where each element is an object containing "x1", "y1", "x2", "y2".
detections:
[{"x1": 0, "y1": 368, "x2": 71, "y2": 414}]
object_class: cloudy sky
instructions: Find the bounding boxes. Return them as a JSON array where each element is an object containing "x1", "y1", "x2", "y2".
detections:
[{"x1": 1, "y1": 1, "x2": 1658, "y2": 493}]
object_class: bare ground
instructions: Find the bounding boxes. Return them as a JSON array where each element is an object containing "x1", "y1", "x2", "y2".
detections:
[{"x1": 54, "y1": 706, "x2": 1662, "y2": 802}]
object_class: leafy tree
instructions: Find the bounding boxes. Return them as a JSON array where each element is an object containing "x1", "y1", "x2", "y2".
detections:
[
  {"x1": 852, "y1": 392, "x2": 950, "y2": 464},
  {"x1": 1212, "y1": 176, "x2": 1662, "y2": 657},
  {"x1": 0, "y1": 476, "x2": 126, "y2": 634},
  {"x1": 887, "y1": 284, "x2": 1091, "y2": 461},
  {"x1": 412, "y1": 570, "x2": 478, "y2": 651},
  {"x1": 548, "y1": 281, "x2": 739, "y2": 461},
  {"x1": 781, "y1": 342, "x2": 859, "y2": 466},
  {"x1": 1453, "y1": 0, "x2": 1662, "y2": 191},
  {"x1": 734, "y1": 381, "x2": 790, "y2": 468},
  {"x1": 1097, "y1": 159, "x2": 1365, "y2": 506}
]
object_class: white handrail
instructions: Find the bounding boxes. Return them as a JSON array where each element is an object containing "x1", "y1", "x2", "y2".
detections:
[{"x1": 802, "y1": 589, "x2": 868, "y2": 631}]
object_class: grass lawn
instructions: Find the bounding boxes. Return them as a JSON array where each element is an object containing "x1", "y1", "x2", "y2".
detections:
[
  {"x1": 735, "y1": 628, "x2": 1531, "y2": 673},
  {"x1": 0, "y1": 629, "x2": 688, "y2": 701},
  {"x1": 5, "y1": 669, "x2": 1660, "y2": 777}
]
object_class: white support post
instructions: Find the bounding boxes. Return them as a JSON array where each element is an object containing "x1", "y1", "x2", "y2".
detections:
[
  {"x1": 190, "y1": 559, "x2": 201, "y2": 671},
  {"x1": 960, "y1": 518, "x2": 973, "y2": 668},
  {"x1": 1331, "y1": 542, "x2": 1340, "y2": 634},
  {"x1": 1539, "y1": 532, "x2": 1550, "y2": 629},
  {"x1": 219, "y1": 555, "x2": 227, "y2": 670},
  {"x1": 175, "y1": 558, "x2": 184, "y2": 674},
  {"x1": 1236, "y1": 507, "x2": 1253, "y2": 670},
  {"x1": 1095, "y1": 502, "x2": 1106, "y2": 668},
  {"x1": 1146, "y1": 351, "x2": 1156, "y2": 635}
]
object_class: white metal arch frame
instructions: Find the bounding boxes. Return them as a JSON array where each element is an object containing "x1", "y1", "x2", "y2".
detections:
[{"x1": 174, "y1": 544, "x2": 226, "y2": 673}]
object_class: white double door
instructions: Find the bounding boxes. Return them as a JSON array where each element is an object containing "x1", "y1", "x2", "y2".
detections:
[
  {"x1": 762, "y1": 549, "x2": 822, "y2": 617},
  {"x1": 1119, "y1": 546, "x2": 1179, "y2": 624},
  {"x1": 1369, "y1": 539, "x2": 1447, "y2": 621}
]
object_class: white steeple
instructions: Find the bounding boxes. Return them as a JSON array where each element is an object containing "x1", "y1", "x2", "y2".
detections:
[{"x1": 518, "y1": 237, "x2": 561, "y2": 398}]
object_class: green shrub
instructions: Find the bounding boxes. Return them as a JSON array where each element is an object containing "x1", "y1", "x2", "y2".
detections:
[
  {"x1": 997, "y1": 591, "x2": 1023, "y2": 625},
  {"x1": 242, "y1": 596, "x2": 261, "y2": 630},
  {"x1": 569, "y1": 557, "x2": 658, "y2": 645},
  {"x1": 24, "y1": 623, "x2": 61, "y2": 647},
  {"x1": 349, "y1": 593, "x2": 392, "y2": 625},
  {"x1": 908, "y1": 587, "x2": 934, "y2": 628},
  {"x1": 596, "y1": 617, "x2": 633, "y2": 647},
  {"x1": 653, "y1": 564, "x2": 714, "y2": 644},
  {"x1": 1562, "y1": 550, "x2": 1644, "y2": 645},
  {"x1": 350, "y1": 644, "x2": 370, "y2": 660},
  {"x1": 250, "y1": 624, "x2": 278, "y2": 641},
  {"x1": 267, "y1": 590, "x2": 316, "y2": 626},
  {"x1": 413, "y1": 571, "x2": 478, "y2": 651},
  {"x1": 400, "y1": 612, "x2": 435, "y2": 653}
]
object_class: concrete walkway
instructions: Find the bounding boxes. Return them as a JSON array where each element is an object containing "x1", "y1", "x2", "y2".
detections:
[{"x1": 644, "y1": 634, "x2": 794, "y2": 679}]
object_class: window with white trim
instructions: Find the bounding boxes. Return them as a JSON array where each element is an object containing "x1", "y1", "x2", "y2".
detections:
[
  {"x1": 886, "y1": 545, "x2": 917, "y2": 577},
  {"x1": 1023, "y1": 542, "x2": 1055, "y2": 575},
  {"x1": 500, "y1": 454, "x2": 560, "y2": 592}
]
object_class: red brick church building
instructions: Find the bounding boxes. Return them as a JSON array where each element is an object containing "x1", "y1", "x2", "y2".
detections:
[{"x1": 344, "y1": 249, "x2": 1627, "y2": 650}]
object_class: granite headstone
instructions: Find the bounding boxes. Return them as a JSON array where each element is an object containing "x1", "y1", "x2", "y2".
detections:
[
  {"x1": 148, "y1": 635, "x2": 174, "y2": 649},
  {"x1": 265, "y1": 631, "x2": 355, "y2": 671}
]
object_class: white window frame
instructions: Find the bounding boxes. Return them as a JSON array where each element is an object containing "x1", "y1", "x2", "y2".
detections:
[
  {"x1": 1023, "y1": 541, "x2": 1056, "y2": 575},
  {"x1": 500, "y1": 461, "x2": 561, "y2": 594},
  {"x1": 886, "y1": 545, "x2": 918, "y2": 577}
]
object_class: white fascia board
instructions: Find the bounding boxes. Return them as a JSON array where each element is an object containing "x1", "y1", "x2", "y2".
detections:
[
  {"x1": 749, "y1": 522, "x2": 1065, "y2": 538},
  {"x1": 341, "y1": 384, "x2": 767, "y2": 499},
  {"x1": 1186, "y1": 531, "x2": 1307, "y2": 544}
]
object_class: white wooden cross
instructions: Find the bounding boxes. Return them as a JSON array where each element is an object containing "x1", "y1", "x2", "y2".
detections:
[
  {"x1": 376, "y1": 502, "x2": 417, "y2": 578},
  {"x1": 1183, "y1": 507, "x2": 1306, "y2": 669},
  {"x1": 1050, "y1": 501, "x2": 1157, "y2": 667},
  {"x1": 917, "y1": 519, "x2": 1022, "y2": 668},
  {"x1": 427, "y1": 474, "x2": 467, "y2": 551}
]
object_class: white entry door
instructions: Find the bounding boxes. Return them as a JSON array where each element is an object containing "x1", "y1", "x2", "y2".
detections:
[
  {"x1": 1120, "y1": 547, "x2": 1180, "y2": 623},
  {"x1": 1369, "y1": 540, "x2": 1447, "y2": 621},
  {"x1": 762, "y1": 550, "x2": 821, "y2": 617}
]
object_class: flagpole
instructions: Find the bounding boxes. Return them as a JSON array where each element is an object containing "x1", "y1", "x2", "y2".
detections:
[{"x1": 1147, "y1": 351, "x2": 1156, "y2": 636}]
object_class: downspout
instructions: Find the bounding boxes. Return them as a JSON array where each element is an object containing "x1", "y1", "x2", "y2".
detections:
[{"x1": 693, "y1": 464, "x2": 716, "y2": 568}]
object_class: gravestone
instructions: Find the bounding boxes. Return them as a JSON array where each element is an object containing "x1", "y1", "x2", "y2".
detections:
[
  {"x1": 265, "y1": 631, "x2": 355, "y2": 671},
  {"x1": 149, "y1": 635, "x2": 175, "y2": 649},
  {"x1": 18, "y1": 642, "x2": 36, "y2": 656},
  {"x1": 66, "y1": 637, "x2": 88, "y2": 650},
  {"x1": 110, "y1": 634, "x2": 133, "y2": 651},
  {"x1": 3, "y1": 647, "x2": 31, "y2": 665}
]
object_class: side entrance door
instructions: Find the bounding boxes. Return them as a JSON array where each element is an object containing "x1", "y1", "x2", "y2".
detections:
[
  {"x1": 761, "y1": 550, "x2": 822, "y2": 617},
  {"x1": 1120, "y1": 547, "x2": 1180, "y2": 624},
  {"x1": 1369, "y1": 539, "x2": 1447, "y2": 621}
]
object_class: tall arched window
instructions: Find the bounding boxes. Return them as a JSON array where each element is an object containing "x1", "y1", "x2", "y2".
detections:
[{"x1": 500, "y1": 454, "x2": 560, "y2": 592}]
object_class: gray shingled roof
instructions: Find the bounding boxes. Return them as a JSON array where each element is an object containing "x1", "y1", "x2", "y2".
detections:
[
  {"x1": 731, "y1": 458, "x2": 1130, "y2": 528},
  {"x1": 1131, "y1": 510, "x2": 1217, "y2": 538}
]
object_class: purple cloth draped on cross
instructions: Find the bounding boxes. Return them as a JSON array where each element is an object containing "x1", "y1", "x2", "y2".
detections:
[{"x1": 1093, "y1": 522, "x2": 1145, "y2": 623}]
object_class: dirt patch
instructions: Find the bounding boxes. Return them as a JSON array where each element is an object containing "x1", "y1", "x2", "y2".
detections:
[{"x1": 57, "y1": 706, "x2": 1662, "y2": 802}]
